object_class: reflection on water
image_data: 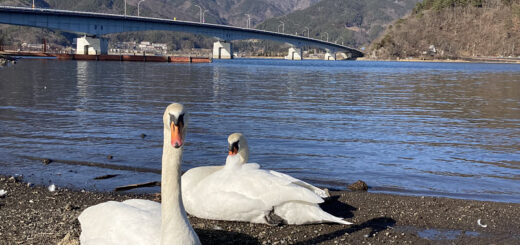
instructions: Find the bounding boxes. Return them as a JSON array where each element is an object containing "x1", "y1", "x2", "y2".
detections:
[{"x1": 0, "y1": 59, "x2": 519, "y2": 202}]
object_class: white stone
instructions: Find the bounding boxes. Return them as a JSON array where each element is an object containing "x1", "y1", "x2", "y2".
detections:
[{"x1": 48, "y1": 184, "x2": 56, "y2": 192}]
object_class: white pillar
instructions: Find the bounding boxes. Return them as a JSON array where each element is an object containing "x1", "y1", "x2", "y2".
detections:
[
  {"x1": 337, "y1": 52, "x2": 348, "y2": 60},
  {"x1": 75, "y1": 36, "x2": 108, "y2": 55},
  {"x1": 212, "y1": 41, "x2": 233, "y2": 59},
  {"x1": 284, "y1": 47, "x2": 302, "y2": 60},
  {"x1": 324, "y1": 51, "x2": 336, "y2": 61}
]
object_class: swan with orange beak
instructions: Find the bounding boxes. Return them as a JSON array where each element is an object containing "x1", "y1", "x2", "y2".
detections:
[{"x1": 182, "y1": 133, "x2": 350, "y2": 225}]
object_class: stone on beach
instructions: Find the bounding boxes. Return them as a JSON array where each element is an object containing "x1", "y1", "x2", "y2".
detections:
[{"x1": 348, "y1": 180, "x2": 368, "y2": 192}]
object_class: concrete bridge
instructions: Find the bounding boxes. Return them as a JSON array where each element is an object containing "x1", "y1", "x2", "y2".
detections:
[{"x1": 0, "y1": 6, "x2": 364, "y2": 60}]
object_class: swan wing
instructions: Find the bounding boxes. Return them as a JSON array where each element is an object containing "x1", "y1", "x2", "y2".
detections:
[
  {"x1": 79, "y1": 200, "x2": 161, "y2": 245},
  {"x1": 268, "y1": 170, "x2": 330, "y2": 198},
  {"x1": 238, "y1": 168, "x2": 324, "y2": 205},
  {"x1": 242, "y1": 163, "x2": 260, "y2": 169},
  {"x1": 201, "y1": 168, "x2": 323, "y2": 208}
]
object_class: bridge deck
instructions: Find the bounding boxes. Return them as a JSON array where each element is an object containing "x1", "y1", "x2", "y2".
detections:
[{"x1": 0, "y1": 6, "x2": 364, "y2": 58}]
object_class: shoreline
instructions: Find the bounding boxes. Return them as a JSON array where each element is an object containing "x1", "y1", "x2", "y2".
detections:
[
  {"x1": 5, "y1": 51, "x2": 520, "y2": 64},
  {"x1": 359, "y1": 56, "x2": 520, "y2": 64},
  {"x1": 1, "y1": 175, "x2": 519, "y2": 244}
]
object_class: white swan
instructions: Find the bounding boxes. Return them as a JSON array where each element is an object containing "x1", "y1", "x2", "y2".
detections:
[
  {"x1": 182, "y1": 133, "x2": 351, "y2": 225},
  {"x1": 78, "y1": 103, "x2": 201, "y2": 245}
]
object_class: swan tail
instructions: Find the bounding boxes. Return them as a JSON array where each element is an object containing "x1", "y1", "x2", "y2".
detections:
[
  {"x1": 326, "y1": 216, "x2": 354, "y2": 225},
  {"x1": 275, "y1": 202, "x2": 353, "y2": 225}
]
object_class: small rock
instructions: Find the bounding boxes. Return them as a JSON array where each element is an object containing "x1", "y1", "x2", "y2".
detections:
[
  {"x1": 27, "y1": 183, "x2": 33, "y2": 188},
  {"x1": 213, "y1": 225, "x2": 223, "y2": 230},
  {"x1": 64, "y1": 203, "x2": 79, "y2": 211},
  {"x1": 348, "y1": 180, "x2": 368, "y2": 192},
  {"x1": 0, "y1": 189, "x2": 7, "y2": 198},
  {"x1": 323, "y1": 188, "x2": 330, "y2": 197},
  {"x1": 57, "y1": 232, "x2": 79, "y2": 245},
  {"x1": 29, "y1": 199, "x2": 34, "y2": 203},
  {"x1": 42, "y1": 159, "x2": 53, "y2": 165},
  {"x1": 107, "y1": 155, "x2": 114, "y2": 160},
  {"x1": 48, "y1": 184, "x2": 56, "y2": 192}
]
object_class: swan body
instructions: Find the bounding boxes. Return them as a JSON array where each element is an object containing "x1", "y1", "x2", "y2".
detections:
[
  {"x1": 79, "y1": 103, "x2": 200, "y2": 245},
  {"x1": 182, "y1": 133, "x2": 351, "y2": 225}
]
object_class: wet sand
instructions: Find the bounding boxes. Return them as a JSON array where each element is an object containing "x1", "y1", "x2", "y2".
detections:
[{"x1": 1, "y1": 175, "x2": 519, "y2": 245}]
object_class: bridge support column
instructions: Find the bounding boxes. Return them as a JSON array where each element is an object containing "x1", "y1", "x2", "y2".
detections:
[
  {"x1": 284, "y1": 47, "x2": 302, "y2": 60},
  {"x1": 213, "y1": 41, "x2": 233, "y2": 59},
  {"x1": 337, "y1": 52, "x2": 349, "y2": 60},
  {"x1": 75, "y1": 36, "x2": 108, "y2": 55},
  {"x1": 324, "y1": 51, "x2": 336, "y2": 61}
]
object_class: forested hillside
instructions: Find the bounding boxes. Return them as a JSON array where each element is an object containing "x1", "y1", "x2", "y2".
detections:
[
  {"x1": 257, "y1": 0, "x2": 420, "y2": 48},
  {"x1": 369, "y1": 0, "x2": 520, "y2": 59}
]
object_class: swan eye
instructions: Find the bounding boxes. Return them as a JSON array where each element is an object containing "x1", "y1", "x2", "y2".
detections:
[
  {"x1": 169, "y1": 113, "x2": 185, "y2": 127},
  {"x1": 178, "y1": 114, "x2": 184, "y2": 127}
]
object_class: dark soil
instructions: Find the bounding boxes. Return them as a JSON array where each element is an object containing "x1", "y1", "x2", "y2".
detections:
[{"x1": 1, "y1": 175, "x2": 519, "y2": 245}]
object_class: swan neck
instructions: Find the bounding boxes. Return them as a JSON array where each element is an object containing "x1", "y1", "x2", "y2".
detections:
[{"x1": 160, "y1": 145, "x2": 194, "y2": 244}]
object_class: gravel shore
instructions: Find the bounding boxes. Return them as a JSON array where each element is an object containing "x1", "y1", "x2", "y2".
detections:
[{"x1": 1, "y1": 175, "x2": 519, "y2": 245}]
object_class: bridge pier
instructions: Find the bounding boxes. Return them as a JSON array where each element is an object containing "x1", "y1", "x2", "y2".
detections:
[
  {"x1": 75, "y1": 36, "x2": 108, "y2": 55},
  {"x1": 284, "y1": 47, "x2": 302, "y2": 60},
  {"x1": 324, "y1": 51, "x2": 336, "y2": 61},
  {"x1": 213, "y1": 41, "x2": 233, "y2": 59},
  {"x1": 337, "y1": 52, "x2": 349, "y2": 60}
]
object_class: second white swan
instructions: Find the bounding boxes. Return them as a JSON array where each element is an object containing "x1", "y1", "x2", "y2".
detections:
[{"x1": 182, "y1": 133, "x2": 352, "y2": 225}]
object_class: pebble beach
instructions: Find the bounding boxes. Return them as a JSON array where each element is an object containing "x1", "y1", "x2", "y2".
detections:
[{"x1": 1, "y1": 175, "x2": 519, "y2": 245}]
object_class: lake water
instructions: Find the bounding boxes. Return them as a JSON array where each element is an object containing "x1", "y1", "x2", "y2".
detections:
[{"x1": 0, "y1": 59, "x2": 519, "y2": 203}]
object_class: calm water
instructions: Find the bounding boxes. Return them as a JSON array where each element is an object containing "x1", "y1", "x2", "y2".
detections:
[{"x1": 0, "y1": 59, "x2": 519, "y2": 202}]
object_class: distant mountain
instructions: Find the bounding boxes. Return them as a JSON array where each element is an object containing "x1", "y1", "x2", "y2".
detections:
[
  {"x1": 368, "y1": 0, "x2": 520, "y2": 59},
  {"x1": 257, "y1": 0, "x2": 420, "y2": 48}
]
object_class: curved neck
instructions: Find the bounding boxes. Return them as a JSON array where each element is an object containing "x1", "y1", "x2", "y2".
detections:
[{"x1": 160, "y1": 135, "x2": 196, "y2": 244}]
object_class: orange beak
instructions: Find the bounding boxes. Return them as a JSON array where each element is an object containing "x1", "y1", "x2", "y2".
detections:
[{"x1": 171, "y1": 122, "x2": 182, "y2": 148}]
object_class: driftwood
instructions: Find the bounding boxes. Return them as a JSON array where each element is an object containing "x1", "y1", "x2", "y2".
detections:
[
  {"x1": 24, "y1": 156, "x2": 161, "y2": 174},
  {"x1": 114, "y1": 181, "x2": 161, "y2": 192},
  {"x1": 94, "y1": 174, "x2": 119, "y2": 180}
]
